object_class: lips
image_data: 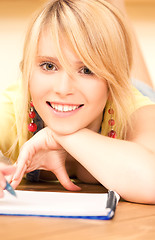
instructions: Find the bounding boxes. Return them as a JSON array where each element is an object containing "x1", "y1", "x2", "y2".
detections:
[{"x1": 46, "y1": 102, "x2": 84, "y2": 112}]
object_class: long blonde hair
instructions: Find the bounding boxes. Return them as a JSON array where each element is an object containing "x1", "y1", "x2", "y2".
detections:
[{"x1": 19, "y1": 0, "x2": 133, "y2": 143}]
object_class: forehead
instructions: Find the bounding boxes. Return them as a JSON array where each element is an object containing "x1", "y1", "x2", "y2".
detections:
[{"x1": 37, "y1": 28, "x2": 82, "y2": 65}]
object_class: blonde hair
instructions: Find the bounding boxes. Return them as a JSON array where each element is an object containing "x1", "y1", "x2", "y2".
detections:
[{"x1": 20, "y1": 0, "x2": 134, "y2": 142}]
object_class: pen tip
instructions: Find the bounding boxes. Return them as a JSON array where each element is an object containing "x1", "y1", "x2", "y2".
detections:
[
  {"x1": 12, "y1": 191, "x2": 17, "y2": 198},
  {"x1": 5, "y1": 180, "x2": 17, "y2": 197}
]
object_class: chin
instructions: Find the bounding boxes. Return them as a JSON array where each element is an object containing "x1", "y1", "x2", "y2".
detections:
[{"x1": 48, "y1": 124, "x2": 80, "y2": 135}]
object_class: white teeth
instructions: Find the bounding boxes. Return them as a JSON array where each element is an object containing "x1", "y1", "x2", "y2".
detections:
[
  {"x1": 64, "y1": 105, "x2": 69, "y2": 112},
  {"x1": 57, "y1": 105, "x2": 63, "y2": 111},
  {"x1": 50, "y1": 103, "x2": 80, "y2": 112}
]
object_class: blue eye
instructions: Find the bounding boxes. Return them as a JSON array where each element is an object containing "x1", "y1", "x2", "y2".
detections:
[
  {"x1": 40, "y1": 62, "x2": 57, "y2": 71},
  {"x1": 80, "y1": 66, "x2": 93, "y2": 75}
]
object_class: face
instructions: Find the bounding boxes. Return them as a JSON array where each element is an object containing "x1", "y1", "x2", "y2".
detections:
[{"x1": 29, "y1": 29, "x2": 109, "y2": 135}]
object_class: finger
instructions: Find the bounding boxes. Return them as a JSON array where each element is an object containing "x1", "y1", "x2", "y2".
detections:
[
  {"x1": 12, "y1": 143, "x2": 34, "y2": 182},
  {"x1": 11, "y1": 172, "x2": 25, "y2": 189},
  {"x1": 0, "y1": 172, "x2": 7, "y2": 198},
  {"x1": 11, "y1": 177, "x2": 22, "y2": 189},
  {"x1": 1, "y1": 165, "x2": 16, "y2": 176},
  {"x1": 6, "y1": 163, "x2": 17, "y2": 184},
  {"x1": 11, "y1": 163, "x2": 27, "y2": 189},
  {"x1": 0, "y1": 165, "x2": 16, "y2": 189},
  {"x1": 0, "y1": 187, "x2": 4, "y2": 198},
  {"x1": 0, "y1": 172, "x2": 7, "y2": 189},
  {"x1": 12, "y1": 131, "x2": 48, "y2": 181},
  {"x1": 54, "y1": 166, "x2": 81, "y2": 191}
]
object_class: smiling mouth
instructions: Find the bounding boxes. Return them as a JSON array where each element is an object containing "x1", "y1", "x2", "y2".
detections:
[{"x1": 47, "y1": 102, "x2": 84, "y2": 112}]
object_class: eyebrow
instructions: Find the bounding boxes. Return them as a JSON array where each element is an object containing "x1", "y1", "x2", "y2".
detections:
[
  {"x1": 36, "y1": 55, "x2": 84, "y2": 66},
  {"x1": 36, "y1": 56, "x2": 59, "y2": 62}
]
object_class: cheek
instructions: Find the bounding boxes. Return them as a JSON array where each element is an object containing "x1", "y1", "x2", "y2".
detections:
[
  {"x1": 29, "y1": 72, "x2": 47, "y2": 100},
  {"x1": 29, "y1": 72, "x2": 38, "y2": 97},
  {"x1": 88, "y1": 81, "x2": 109, "y2": 107}
]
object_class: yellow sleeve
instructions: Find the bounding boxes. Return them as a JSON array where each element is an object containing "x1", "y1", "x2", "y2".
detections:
[
  {"x1": 0, "y1": 84, "x2": 20, "y2": 163},
  {"x1": 130, "y1": 87, "x2": 155, "y2": 111}
]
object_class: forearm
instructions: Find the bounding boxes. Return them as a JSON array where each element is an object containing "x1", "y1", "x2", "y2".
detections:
[{"x1": 55, "y1": 129, "x2": 155, "y2": 204}]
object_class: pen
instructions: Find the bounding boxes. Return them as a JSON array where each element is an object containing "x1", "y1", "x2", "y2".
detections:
[{"x1": 5, "y1": 180, "x2": 17, "y2": 197}]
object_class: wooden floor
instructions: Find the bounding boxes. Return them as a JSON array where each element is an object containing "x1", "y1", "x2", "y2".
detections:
[{"x1": 1, "y1": 179, "x2": 155, "y2": 240}]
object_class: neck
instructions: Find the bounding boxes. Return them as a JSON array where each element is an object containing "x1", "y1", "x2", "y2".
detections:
[{"x1": 87, "y1": 112, "x2": 103, "y2": 133}]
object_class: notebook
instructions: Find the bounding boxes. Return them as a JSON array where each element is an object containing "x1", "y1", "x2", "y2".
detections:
[{"x1": 0, "y1": 190, "x2": 120, "y2": 220}]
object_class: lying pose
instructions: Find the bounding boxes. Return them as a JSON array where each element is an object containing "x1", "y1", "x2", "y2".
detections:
[{"x1": 0, "y1": 0, "x2": 155, "y2": 203}]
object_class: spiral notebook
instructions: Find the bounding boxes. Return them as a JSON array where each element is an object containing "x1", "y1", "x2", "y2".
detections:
[{"x1": 0, "y1": 190, "x2": 119, "y2": 220}]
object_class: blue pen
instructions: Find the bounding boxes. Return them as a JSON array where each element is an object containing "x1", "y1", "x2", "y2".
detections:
[{"x1": 5, "y1": 180, "x2": 17, "y2": 197}]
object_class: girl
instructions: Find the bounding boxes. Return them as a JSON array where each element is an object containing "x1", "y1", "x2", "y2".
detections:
[{"x1": 1, "y1": 0, "x2": 155, "y2": 203}]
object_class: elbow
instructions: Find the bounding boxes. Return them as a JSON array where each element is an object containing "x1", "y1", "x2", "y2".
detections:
[
  {"x1": 121, "y1": 184, "x2": 155, "y2": 205},
  {"x1": 135, "y1": 171, "x2": 155, "y2": 204},
  {"x1": 142, "y1": 162, "x2": 155, "y2": 204},
  {"x1": 143, "y1": 181, "x2": 155, "y2": 205},
  {"x1": 121, "y1": 164, "x2": 155, "y2": 204},
  {"x1": 136, "y1": 155, "x2": 155, "y2": 204}
]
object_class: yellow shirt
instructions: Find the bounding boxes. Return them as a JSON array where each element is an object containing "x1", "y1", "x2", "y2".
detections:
[
  {"x1": 0, "y1": 83, "x2": 154, "y2": 163},
  {"x1": 0, "y1": 83, "x2": 31, "y2": 162}
]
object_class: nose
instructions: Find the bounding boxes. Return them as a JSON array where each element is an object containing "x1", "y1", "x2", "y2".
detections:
[{"x1": 53, "y1": 72, "x2": 74, "y2": 97}]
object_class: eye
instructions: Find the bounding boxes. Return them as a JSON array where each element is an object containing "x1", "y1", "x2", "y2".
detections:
[
  {"x1": 80, "y1": 66, "x2": 93, "y2": 75},
  {"x1": 40, "y1": 62, "x2": 57, "y2": 71}
]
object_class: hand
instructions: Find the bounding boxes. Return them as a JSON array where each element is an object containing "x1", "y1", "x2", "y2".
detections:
[
  {"x1": 11, "y1": 127, "x2": 80, "y2": 191},
  {"x1": 0, "y1": 163, "x2": 16, "y2": 198}
]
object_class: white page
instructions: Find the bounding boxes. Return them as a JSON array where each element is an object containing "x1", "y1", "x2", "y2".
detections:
[{"x1": 0, "y1": 190, "x2": 110, "y2": 217}]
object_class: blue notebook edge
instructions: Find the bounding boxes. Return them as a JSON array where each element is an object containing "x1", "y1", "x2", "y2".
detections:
[
  {"x1": 0, "y1": 213, "x2": 114, "y2": 220},
  {"x1": 0, "y1": 190, "x2": 119, "y2": 220}
]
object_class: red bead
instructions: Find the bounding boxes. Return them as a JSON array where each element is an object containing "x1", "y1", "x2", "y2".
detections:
[
  {"x1": 29, "y1": 111, "x2": 36, "y2": 118},
  {"x1": 108, "y1": 108, "x2": 114, "y2": 114},
  {"x1": 30, "y1": 101, "x2": 34, "y2": 107},
  {"x1": 108, "y1": 130, "x2": 117, "y2": 138},
  {"x1": 108, "y1": 119, "x2": 115, "y2": 126},
  {"x1": 28, "y1": 123, "x2": 37, "y2": 132}
]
